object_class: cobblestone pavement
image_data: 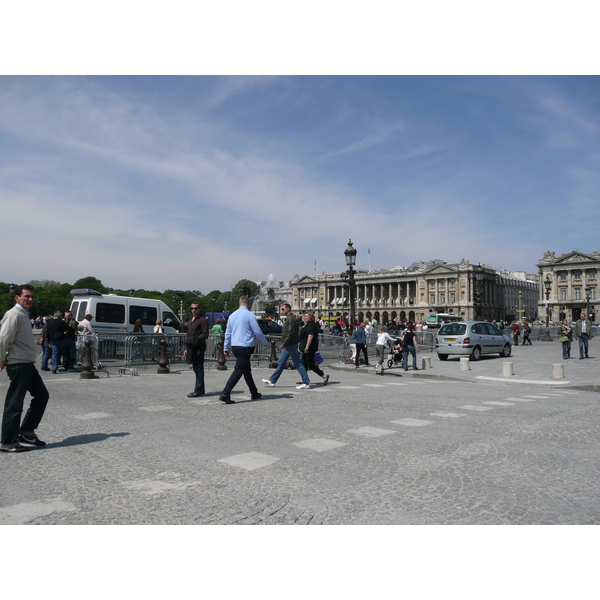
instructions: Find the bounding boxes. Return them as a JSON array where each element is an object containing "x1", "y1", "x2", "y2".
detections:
[{"x1": 1, "y1": 353, "x2": 599, "y2": 525}]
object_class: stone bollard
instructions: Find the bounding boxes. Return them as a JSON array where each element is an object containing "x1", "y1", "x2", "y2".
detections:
[
  {"x1": 157, "y1": 339, "x2": 170, "y2": 374},
  {"x1": 269, "y1": 340, "x2": 279, "y2": 369},
  {"x1": 502, "y1": 362, "x2": 514, "y2": 377},
  {"x1": 80, "y1": 339, "x2": 97, "y2": 379},
  {"x1": 552, "y1": 363, "x2": 565, "y2": 379},
  {"x1": 460, "y1": 357, "x2": 470, "y2": 371},
  {"x1": 216, "y1": 334, "x2": 228, "y2": 370},
  {"x1": 422, "y1": 356, "x2": 432, "y2": 370}
]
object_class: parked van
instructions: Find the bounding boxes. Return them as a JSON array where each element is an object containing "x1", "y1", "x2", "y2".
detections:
[{"x1": 69, "y1": 289, "x2": 181, "y2": 334}]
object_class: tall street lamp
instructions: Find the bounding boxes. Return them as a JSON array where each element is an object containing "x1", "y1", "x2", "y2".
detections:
[
  {"x1": 343, "y1": 239, "x2": 357, "y2": 333},
  {"x1": 542, "y1": 275, "x2": 553, "y2": 341},
  {"x1": 473, "y1": 265, "x2": 484, "y2": 320},
  {"x1": 585, "y1": 286, "x2": 592, "y2": 322},
  {"x1": 211, "y1": 295, "x2": 216, "y2": 326}
]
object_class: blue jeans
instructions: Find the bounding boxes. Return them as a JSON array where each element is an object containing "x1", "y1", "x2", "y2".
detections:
[
  {"x1": 222, "y1": 346, "x2": 258, "y2": 398},
  {"x1": 403, "y1": 345, "x2": 417, "y2": 371},
  {"x1": 192, "y1": 351, "x2": 205, "y2": 395},
  {"x1": 41, "y1": 339, "x2": 52, "y2": 369},
  {"x1": 2, "y1": 363, "x2": 49, "y2": 445},
  {"x1": 562, "y1": 339, "x2": 571, "y2": 359},
  {"x1": 578, "y1": 334, "x2": 590, "y2": 357},
  {"x1": 51, "y1": 338, "x2": 76, "y2": 371},
  {"x1": 270, "y1": 344, "x2": 309, "y2": 384}
]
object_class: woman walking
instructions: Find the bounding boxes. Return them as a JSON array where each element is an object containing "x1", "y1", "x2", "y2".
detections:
[
  {"x1": 300, "y1": 313, "x2": 329, "y2": 386},
  {"x1": 559, "y1": 319, "x2": 573, "y2": 359},
  {"x1": 402, "y1": 323, "x2": 420, "y2": 371}
]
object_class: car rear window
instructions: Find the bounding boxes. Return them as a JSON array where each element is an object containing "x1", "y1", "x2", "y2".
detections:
[{"x1": 440, "y1": 323, "x2": 466, "y2": 335}]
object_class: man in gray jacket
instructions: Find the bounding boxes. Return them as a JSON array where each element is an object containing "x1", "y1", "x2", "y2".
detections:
[
  {"x1": 263, "y1": 303, "x2": 311, "y2": 389},
  {"x1": 0, "y1": 284, "x2": 50, "y2": 452},
  {"x1": 575, "y1": 312, "x2": 593, "y2": 359}
]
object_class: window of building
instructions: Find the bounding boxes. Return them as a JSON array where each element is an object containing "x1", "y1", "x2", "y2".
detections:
[
  {"x1": 560, "y1": 289, "x2": 567, "y2": 301},
  {"x1": 573, "y1": 270, "x2": 582, "y2": 280},
  {"x1": 575, "y1": 288, "x2": 581, "y2": 300}
]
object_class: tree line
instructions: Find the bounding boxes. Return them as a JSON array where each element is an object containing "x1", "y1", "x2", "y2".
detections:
[{"x1": 0, "y1": 276, "x2": 262, "y2": 320}]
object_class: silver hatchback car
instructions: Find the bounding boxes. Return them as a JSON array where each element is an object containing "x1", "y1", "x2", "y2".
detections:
[{"x1": 435, "y1": 321, "x2": 512, "y2": 361}]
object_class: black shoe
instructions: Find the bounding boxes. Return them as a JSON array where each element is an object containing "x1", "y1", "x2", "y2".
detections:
[
  {"x1": 41, "y1": 368, "x2": 50, "y2": 372},
  {"x1": 52, "y1": 370, "x2": 58, "y2": 374},
  {"x1": 187, "y1": 392, "x2": 205, "y2": 398},
  {"x1": 219, "y1": 395, "x2": 235, "y2": 404},
  {"x1": 251, "y1": 392, "x2": 262, "y2": 400},
  {"x1": 18, "y1": 432, "x2": 46, "y2": 447},
  {"x1": 0, "y1": 442, "x2": 29, "y2": 453}
]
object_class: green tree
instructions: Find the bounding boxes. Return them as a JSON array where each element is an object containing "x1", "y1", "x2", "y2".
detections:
[
  {"x1": 72, "y1": 276, "x2": 107, "y2": 294},
  {"x1": 231, "y1": 279, "x2": 260, "y2": 301}
]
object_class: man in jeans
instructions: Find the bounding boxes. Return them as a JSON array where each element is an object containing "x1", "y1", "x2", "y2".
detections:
[
  {"x1": 263, "y1": 303, "x2": 311, "y2": 389},
  {"x1": 220, "y1": 296, "x2": 269, "y2": 404},
  {"x1": 575, "y1": 312, "x2": 593, "y2": 359},
  {"x1": 0, "y1": 284, "x2": 50, "y2": 452},
  {"x1": 183, "y1": 302, "x2": 209, "y2": 398}
]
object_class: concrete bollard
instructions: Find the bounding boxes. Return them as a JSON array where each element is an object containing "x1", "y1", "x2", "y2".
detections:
[
  {"x1": 460, "y1": 357, "x2": 470, "y2": 371},
  {"x1": 552, "y1": 363, "x2": 565, "y2": 379},
  {"x1": 422, "y1": 356, "x2": 431, "y2": 369},
  {"x1": 502, "y1": 362, "x2": 514, "y2": 377}
]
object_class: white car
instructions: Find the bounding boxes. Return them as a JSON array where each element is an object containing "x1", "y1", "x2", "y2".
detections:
[{"x1": 435, "y1": 321, "x2": 512, "y2": 361}]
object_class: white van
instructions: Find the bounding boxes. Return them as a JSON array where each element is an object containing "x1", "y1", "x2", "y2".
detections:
[{"x1": 69, "y1": 289, "x2": 181, "y2": 334}]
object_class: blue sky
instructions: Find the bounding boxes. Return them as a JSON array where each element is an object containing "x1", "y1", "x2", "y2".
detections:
[{"x1": 1, "y1": 75, "x2": 599, "y2": 292}]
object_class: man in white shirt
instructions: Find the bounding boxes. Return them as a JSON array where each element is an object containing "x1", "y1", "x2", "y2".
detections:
[{"x1": 79, "y1": 313, "x2": 95, "y2": 335}]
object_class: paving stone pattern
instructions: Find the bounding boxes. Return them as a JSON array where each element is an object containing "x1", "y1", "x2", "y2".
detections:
[{"x1": 1, "y1": 360, "x2": 599, "y2": 525}]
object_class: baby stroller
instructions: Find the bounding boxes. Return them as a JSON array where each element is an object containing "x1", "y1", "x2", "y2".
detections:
[{"x1": 387, "y1": 339, "x2": 404, "y2": 369}]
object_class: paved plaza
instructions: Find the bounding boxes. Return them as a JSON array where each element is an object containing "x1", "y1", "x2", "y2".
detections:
[{"x1": 1, "y1": 340, "x2": 599, "y2": 525}]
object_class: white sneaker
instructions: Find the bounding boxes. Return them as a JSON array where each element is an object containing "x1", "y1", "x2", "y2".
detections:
[
  {"x1": 262, "y1": 379, "x2": 275, "y2": 387},
  {"x1": 296, "y1": 383, "x2": 310, "y2": 389}
]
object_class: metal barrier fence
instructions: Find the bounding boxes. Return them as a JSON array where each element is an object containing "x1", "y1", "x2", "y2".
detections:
[
  {"x1": 73, "y1": 329, "x2": 438, "y2": 371},
  {"x1": 531, "y1": 326, "x2": 599, "y2": 342}
]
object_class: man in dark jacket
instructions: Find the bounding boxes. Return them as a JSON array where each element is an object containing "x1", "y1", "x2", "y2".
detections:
[
  {"x1": 262, "y1": 303, "x2": 310, "y2": 389},
  {"x1": 45, "y1": 311, "x2": 76, "y2": 373},
  {"x1": 184, "y1": 302, "x2": 209, "y2": 397}
]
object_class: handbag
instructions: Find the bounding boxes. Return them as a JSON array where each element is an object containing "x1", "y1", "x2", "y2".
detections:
[
  {"x1": 559, "y1": 335, "x2": 569, "y2": 343},
  {"x1": 36, "y1": 333, "x2": 45, "y2": 345},
  {"x1": 314, "y1": 351, "x2": 324, "y2": 364}
]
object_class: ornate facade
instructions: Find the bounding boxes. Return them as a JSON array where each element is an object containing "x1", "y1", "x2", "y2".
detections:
[
  {"x1": 537, "y1": 250, "x2": 599, "y2": 322},
  {"x1": 289, "y1": 259, "x2": 538, "y2": 324}
]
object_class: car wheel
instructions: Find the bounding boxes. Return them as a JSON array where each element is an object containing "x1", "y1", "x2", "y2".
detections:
[
  {"x1": 500, "y1": 343, "x2": 511, "y2": 358},
  {"x1": 438, "y1": 353, "x2": 448, "y2": 361},
  {"x1": 470, "y1": 346, "x2": 482, "y2": 361}
]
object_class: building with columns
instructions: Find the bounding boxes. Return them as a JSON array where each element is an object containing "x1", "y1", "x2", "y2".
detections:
[
  {"x1": 289, "y1": 258, "x2": 538, "y2": 324},
  {"x1": 537, "y1": 250, "x2": 599, "y2": 322}
]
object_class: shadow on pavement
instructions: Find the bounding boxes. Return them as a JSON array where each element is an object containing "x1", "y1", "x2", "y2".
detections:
[{"x1": 42, "y1": 432, "x2": 131, "y2": 449}]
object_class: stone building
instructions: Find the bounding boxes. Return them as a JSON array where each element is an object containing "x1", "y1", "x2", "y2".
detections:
[
  {"x1": 289, "y1": 258, "x2": 538, "y2": 324},
  {"x1": 537, "y1": 250, "x2": 599, "y2": 322}
]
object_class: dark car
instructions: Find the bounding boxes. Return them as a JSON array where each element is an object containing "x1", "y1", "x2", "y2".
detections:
[{"x1": 257, "y1": 319, "x2": 282, "y2": 335}]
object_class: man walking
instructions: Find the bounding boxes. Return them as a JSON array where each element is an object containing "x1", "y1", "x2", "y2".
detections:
[
  {"x1": 184, "y1": 302, "x2": 209, "y2": 397},
  {"x1": 352, "y1": 321, "x2": 369, "y2": 368},
  {"x1": 575, "y1": 312, "x2": 593, "y2": 359},
  {"x1": 263, "y1": 303, "x2": 311, "y2": 389},
  {"x1": 220, "y1": 296, "x2": 269, "y2": 404},
  {"x1": 0, "y1": 284, "x2": 50, "y2": 452}
]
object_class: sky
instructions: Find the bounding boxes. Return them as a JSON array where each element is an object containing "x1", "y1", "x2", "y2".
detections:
[{"x1": 1, "y1": 74, "x2": 599, "y2": 293}]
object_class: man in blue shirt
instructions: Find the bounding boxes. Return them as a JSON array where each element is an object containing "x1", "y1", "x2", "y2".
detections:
[{"x1": 219, "y1": 296, "x2": 269, "y2": 404}]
